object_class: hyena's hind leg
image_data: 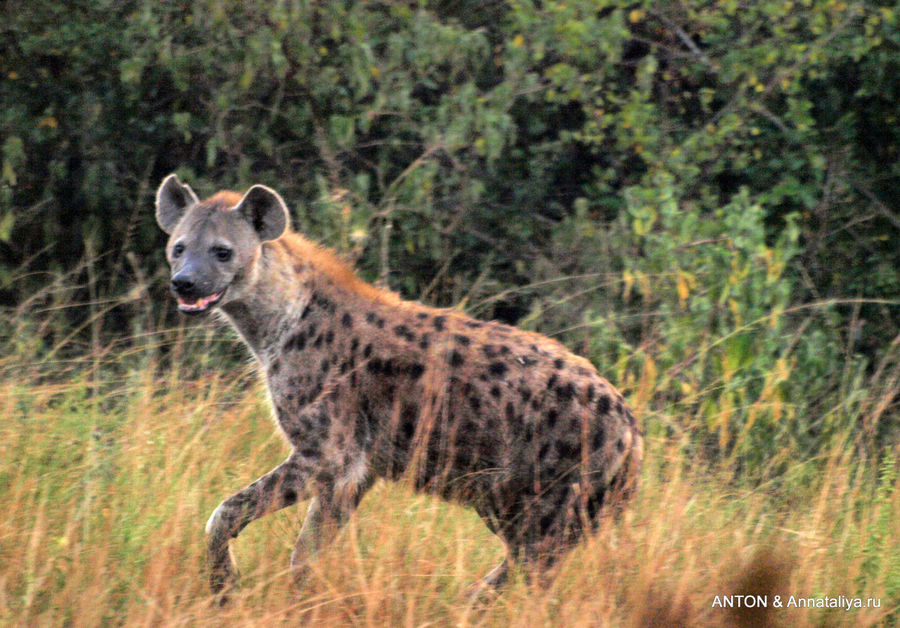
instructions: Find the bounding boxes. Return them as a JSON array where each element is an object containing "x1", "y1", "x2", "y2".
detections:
[
  {"x1": 464, "y1": 550, "x2": 562, "y2": 605},
  {"x1": 467, "y1": 499, "x2": 578, "y2": 604},
  {"x1": 205, "y1": 453, "x2": 315, "y2": 599},
  {"x1": 290, "y1": 463, "x2": 373, "y2": 586}
]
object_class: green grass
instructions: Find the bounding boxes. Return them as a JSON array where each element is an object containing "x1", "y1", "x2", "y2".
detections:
[{"x1": 1, "y1": 320, "x2": 898, "y2": 626}]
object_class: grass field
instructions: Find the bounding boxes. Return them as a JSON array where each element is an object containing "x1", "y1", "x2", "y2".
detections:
[{"x1": 1, "y1": 318, "x2": 898, "y2": 627}]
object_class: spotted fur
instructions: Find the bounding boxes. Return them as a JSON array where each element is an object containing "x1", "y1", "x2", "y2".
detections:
[{"x1": 155, "y1": 174, "x2": 644, "y2": 597}]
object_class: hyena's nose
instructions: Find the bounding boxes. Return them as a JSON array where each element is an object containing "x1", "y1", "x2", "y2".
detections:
[{"x1": 171, "y1": 273, "x2": 196, "y2": 296}]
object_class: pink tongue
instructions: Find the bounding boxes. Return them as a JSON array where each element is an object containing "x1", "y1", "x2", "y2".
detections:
[{"x1": 179, "y1": 292, "x2": 221, "y2": 309}]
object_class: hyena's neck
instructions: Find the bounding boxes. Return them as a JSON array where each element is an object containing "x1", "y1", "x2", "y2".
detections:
[{"x1": 219, "y1": 233, "x2": 397, "y2": 363}]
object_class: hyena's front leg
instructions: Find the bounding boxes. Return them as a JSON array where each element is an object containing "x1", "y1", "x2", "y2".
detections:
[
  {"x1": 290, "y1": 461, "x2": 373, "y2": 586},
  {"x1": 205, "y1": 453, "x2": 314, "y2": 596}
]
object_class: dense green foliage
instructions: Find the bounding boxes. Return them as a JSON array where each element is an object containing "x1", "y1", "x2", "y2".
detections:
[{"x1": 2, "y1": 0, "x2": 899, "y2": 476}]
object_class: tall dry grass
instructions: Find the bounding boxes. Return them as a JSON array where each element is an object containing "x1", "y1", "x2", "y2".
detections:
[
  {"x1": 1, "y1": 258, "x2": 898, "y2": 626},
  {"x1": 1, "y1": 331, "x2": 897, "y2": 627}
]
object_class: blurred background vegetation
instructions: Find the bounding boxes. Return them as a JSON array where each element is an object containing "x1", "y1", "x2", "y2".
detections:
[{"x1": 2, "y1": 0, "x2": 900, "y2": 476}]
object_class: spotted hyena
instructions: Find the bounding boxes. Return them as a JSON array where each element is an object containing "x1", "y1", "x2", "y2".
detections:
[{"x1": 155, "y1": 174, "x2": 643, "y2": 597}]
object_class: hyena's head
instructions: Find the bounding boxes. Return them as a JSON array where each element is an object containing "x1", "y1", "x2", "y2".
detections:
[{"x1": 155, "y1": 174, "x2": 289, "y2": 314}]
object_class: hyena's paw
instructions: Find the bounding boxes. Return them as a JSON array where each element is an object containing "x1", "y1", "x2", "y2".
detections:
[{"x1": 464, "y1": 558, "x2": 509, "y2": 605}]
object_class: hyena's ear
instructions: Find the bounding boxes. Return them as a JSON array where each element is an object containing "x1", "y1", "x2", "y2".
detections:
[
  {"x1": 155, "y1": 174, "x2": 199, "y2": 234},
  {"x1": 234, "y1": 185, "x2": 289, "y2": 242}
]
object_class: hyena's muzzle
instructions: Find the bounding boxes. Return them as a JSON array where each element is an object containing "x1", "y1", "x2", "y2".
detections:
[{"x1": 169, "y1": 255, "x2": 229, "y2": 315}]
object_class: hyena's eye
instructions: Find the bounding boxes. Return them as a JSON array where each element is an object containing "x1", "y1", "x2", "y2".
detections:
[
  {"x1": 213, "y1": 246, "x2": 233, "y2": 262},
  {"x1": 172, "y1": 243, "x2": 185, "y2": 258}
]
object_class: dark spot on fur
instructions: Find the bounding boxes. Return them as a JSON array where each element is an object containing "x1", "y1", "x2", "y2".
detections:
[
  {"x1": 433, "y1": 316, "x2": 446, "y2": 331},
  {"x1": 342, "y1": 312, "x2": 353, "y2": 327},
  {"x1": 366, "y1": 312, "x2": 376, "y2": 324},
  {"x1": 554, "y1": 358, "x2": 565, "y2": 369},
  {"x1": 539, "y1": 442, "x2": 553, "y2": 460},
  {"x1": 416, "y1": 312, "x2": 429, "y2": 320},
  {"x1": 284, "y1": 332, "x2": 306, "y2": 352},
  {"x1": 521, "y1": 356, "x2": 538, "y2": 367},
  {"x1": 453, "y1": 334, "x2": 471, "y2": 346},
  {"x1": 394, "y1": 325, "x2": 416, "y2": 342},
  {"x1": 449, "y1": 350, "x2": 465, "y2": 367},
  {"x1": 419, "y1": 334, "x2": 431, "y2": 350},
  {"x1": 556, "y1": 382, "x2": 576, "y2": 402},
  {"x1": 546, "y1": 409, "x2": 559, "y2": 428},
  {"x1": 469, "y1": 396, "x2": 481, "y2": 411},
  {"x1": 299, "y1": 446, "x2": 319, "y2": 459},
  {"x1": 407, "y1": 362, "x2": 425, "y2": 379},
  {"x1": 313, "y1": 334, "x2": 323, "y2": 349},
  {"x1": 505, "y1": 402, "x2": 515, "y2": 421},
  {"x1": 270, "y1": 359, "x2": 281, "y2": 374},
  {"x1": 585, "y1": 384, "x2": 596, "y2": 402},
  {"x1": 585, "y1": 491, "x2": 605, "y2": 521},
  {"x1": 592, "y1": 425, "x2": 606, "y2": 451},
  {"x1": 523, "y1": 422, "x2": 535, "y2": 441},
  {"x1": 320, "y1": 358, "x2": 330, "y2": 372},
  {"x1": 363, "y1": 344, "x2": 372, "y2": 358},
  {"x1": 530, "y1": 398, "x2": 540, "y2": 410},
  {"x1": 597, "y1": 394, "x2": 612, "y2": 415},
  {"x1": 350, "y1": 338, "x2": 359, "y2": 353},
  {"x1": 547, "y1": 373, "x2": 558, "y2": 389},
  {"x1": 490, "y1": 385, "x2": 502, "y2": 398},
  {"x1": 401, "y1": 405, "x2": 417, "y2": 439},
  {"x1": 339, "y1": 361, "x2": 349, "y2": 374},
  {"x1": 616, "y1": 438, "x2": 626, "y2": 452},
  {"x1": 314, "y1": 295, "x2": 334, "y2": 313},
  {"x1": 520, "y1": 387, "x2": 532, "y2": 403},
  {"x1": 465, "y1": 320, "x2": 483, "y2": 328},
  {"x1": 539, "y1": 512, "x2": 557, "y2": 535},
  {"x1": 354, "y1": 414, "x2": 368, "y2": 447},
  {"x1": 287, "y1": 424, "x2": 304, "y2": 440},
  {"x1": 624, "y1": 408, "x2": 636, "y2": 425},
  {"x1": 300, "y1": 304, "x2": 312, "y2": 320},
  {"x1": 557, "y1": 439, "x2": 577, "y2": 459},
  {"x1": 489, "y1": 362, "x2": 508, "y2": 377},
  {"x1": 325, "y1": 330, "x2": 334, "y2": 344},
  {"x1": 616, "y1": 401, "x2": 624, "y2": 414}
]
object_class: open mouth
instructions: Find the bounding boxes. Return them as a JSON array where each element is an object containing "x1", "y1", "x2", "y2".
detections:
[{"x1": 177, "y1": 289, "x2": 225, "y2": 314}]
